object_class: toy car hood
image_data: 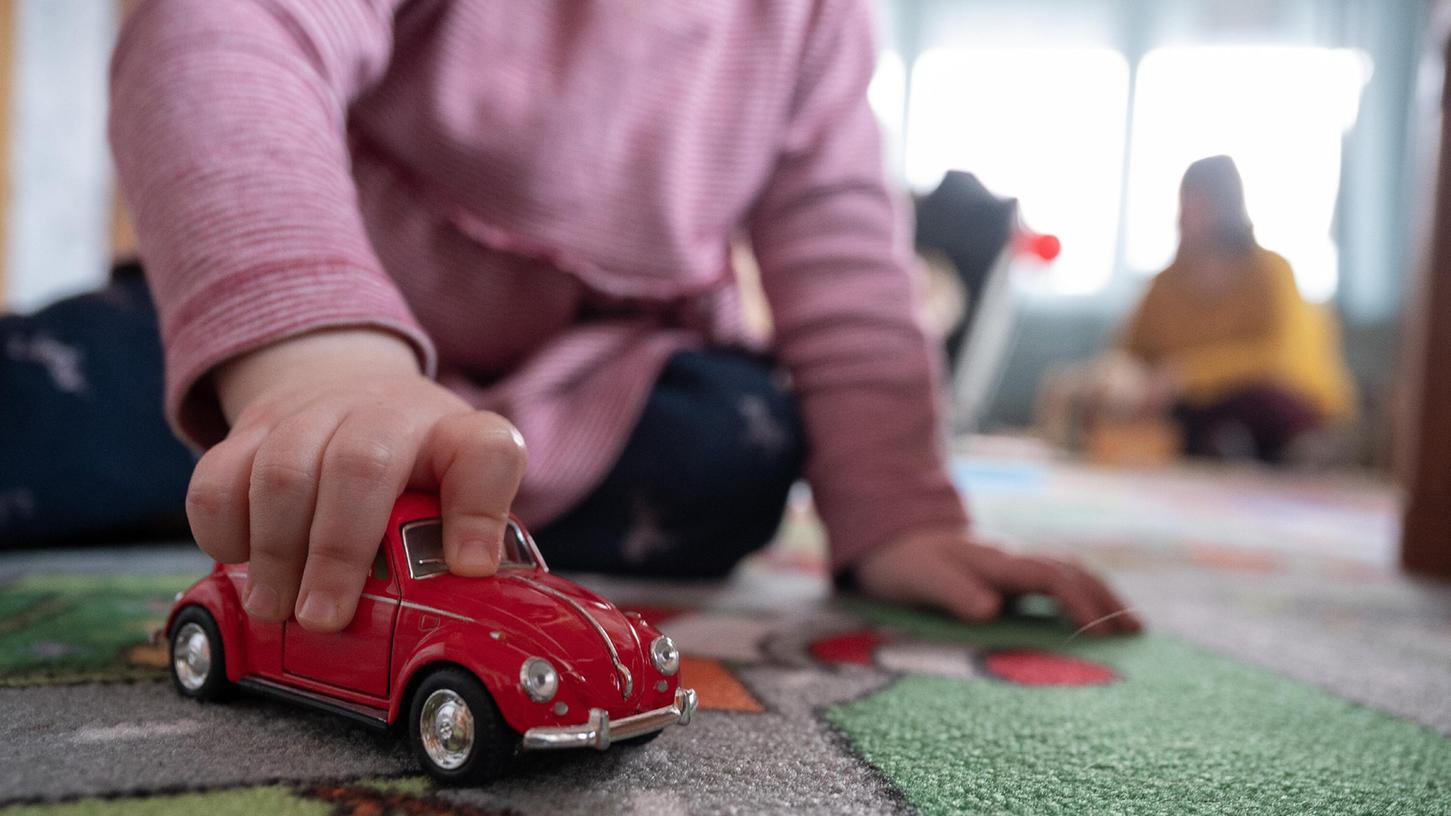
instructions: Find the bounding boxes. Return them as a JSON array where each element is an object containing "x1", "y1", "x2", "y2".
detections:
[{"x1": 409, "y1": 569, "x2": 650, "y2": 705}]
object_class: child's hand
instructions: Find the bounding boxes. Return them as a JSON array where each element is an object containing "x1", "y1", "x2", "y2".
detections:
[
  {"x1": 854, "y1": 528, "x2": 1142, "y2": 635},
  {"x1": 186, "y1": 329, "x2": 527, "y2": 634}
]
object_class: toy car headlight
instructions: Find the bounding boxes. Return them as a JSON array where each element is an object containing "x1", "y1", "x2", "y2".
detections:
[
  {"x1": 650, "y1": 636, "x2": 680, "y2": 676},
  {"x1": 520, "y1": 657, "x2": 559, "y2": 702}
]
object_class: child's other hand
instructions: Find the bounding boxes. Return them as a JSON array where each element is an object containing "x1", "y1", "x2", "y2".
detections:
[
  {"x1": 186, "y1": 329, "x2": 527, "y2": 634},
  {"x1": 855, "y1": 528, "x2": 1143, "y2": 636}
]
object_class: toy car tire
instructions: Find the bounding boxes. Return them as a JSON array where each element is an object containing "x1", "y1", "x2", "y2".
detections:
[
  {"x1": 169, "y1": 606, "x2": 231, "y2": 701},
  {"x1": 408, "y1": 667, "x2": 518, "y2": 785}
]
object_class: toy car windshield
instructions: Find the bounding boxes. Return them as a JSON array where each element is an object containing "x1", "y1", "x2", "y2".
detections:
[{"x1": 402, "y1": 519, "x2": 539, "y2": 578}]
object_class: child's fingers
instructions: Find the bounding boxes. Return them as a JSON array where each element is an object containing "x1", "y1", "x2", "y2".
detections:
[
  {"x1": 964, "y1": 548, "x2": 1107, "y2": 634},
  {"x1": 1067, "y1": 562, "x2": 1142, "y2": 633},
  {"x1": 416, "y1": 412, "x2": 527, "y2": 577},
  {"x1": 1032, "y1": 559, "x2": 1113, "y2": 634},
  {"x1": 296, "y1": 406, "x2": 422, "y2": 633},
  {"x1": 930, "y1": 561, "x2": 1004, "y2": 622},
  {"x1": 856, "y1": 538, "x2": 1003, "y2": 622},
  {"x1": 244, "y1": 409, "x2": 339, "y2": 622},
  {"x1": 186, "y1": 425, "x2": 267, "y2": 564},
  {"x1": 1044, "y1": 560, "x2": 1132, "y2": 635}
]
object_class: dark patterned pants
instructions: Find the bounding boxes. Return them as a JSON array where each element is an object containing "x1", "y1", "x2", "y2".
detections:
[
  {"x1": 0, "y1": 266, "x2": 195, "y2": 546},
  {"x1": 536, "y1": 348, "x2": 807, "y2": 578},
  {"x1": 2, "y1": 269, "x2": 805, "y2": 572},
  {"x1": 1173, "y1": 384, "x2": 1324, "y2": 464}
]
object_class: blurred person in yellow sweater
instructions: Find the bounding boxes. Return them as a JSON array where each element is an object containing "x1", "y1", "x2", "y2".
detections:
[{"x1": 1120, "y1": 155, "x2": 1357, "y2": 463}]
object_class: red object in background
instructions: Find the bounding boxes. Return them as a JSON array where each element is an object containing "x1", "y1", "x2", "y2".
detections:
[
  {"x1": 981, "y1": 649, "x2": 1116, "y2": 687},
  {"x1": 162, "y1": 492, "x2": 696, "y2": 785},
  {"x1": 1015, "y1": 230, "x2": 1062, "y2": 262}
]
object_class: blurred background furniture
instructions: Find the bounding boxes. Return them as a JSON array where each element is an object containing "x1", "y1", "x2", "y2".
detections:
[{"x1": 915, "y1": 171, "x2": 1021, "y2": 432}]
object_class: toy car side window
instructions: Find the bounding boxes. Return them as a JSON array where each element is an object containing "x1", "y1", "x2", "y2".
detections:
[
  {"x1": 500, "y1": 522, "x2": 538, "y2": 568},
  {"x1": 401, "y1": 519, "x2": 448, "y2": 579}
]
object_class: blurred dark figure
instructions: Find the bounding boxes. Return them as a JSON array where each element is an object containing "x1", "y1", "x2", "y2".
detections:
[
  {"x1": 1118, "y1": 156, "x2": 1357, "y2": 463},
  {"x1": 0, "y1": 262, "x2": 195, "y2": 546},
  {"x1": 915, "y1": 171, "x2": 1017, "y2": 372}
]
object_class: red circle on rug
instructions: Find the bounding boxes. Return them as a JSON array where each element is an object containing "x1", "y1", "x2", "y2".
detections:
[
  {"x1": 810, "y1": 631, "x2": 886, "y2": 666},
  {"x1": 982, "y1": 649, "x2": 1117, "y2": 686}
]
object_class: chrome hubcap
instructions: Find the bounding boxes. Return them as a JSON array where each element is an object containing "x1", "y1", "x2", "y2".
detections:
[
  {"x1": 419, "y1": 689, "x2": 475, "y2": 770},
  {"x1": 172, "y1": 622, "x2": 211, "y2": 691}
]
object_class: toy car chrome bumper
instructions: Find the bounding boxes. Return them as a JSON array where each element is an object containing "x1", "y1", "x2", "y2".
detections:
[{"x1": 522, "y1": 687, "x2": 697, "y2": 751}]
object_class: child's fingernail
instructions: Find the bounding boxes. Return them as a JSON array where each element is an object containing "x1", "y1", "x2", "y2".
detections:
[
  {"x1": 244, "y1": 582, "x2": 280, "y2": 620},
  {"x1": 456, "y1": 539, "x2": 497, "y2": 573},
  {"x1": 297, "y1": 594, "x2": 338, "y2": 630}
]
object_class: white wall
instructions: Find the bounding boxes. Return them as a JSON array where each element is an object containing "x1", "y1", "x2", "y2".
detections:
[{"x1": 3, "y1": 0, "x2": 118, "y2": 313}]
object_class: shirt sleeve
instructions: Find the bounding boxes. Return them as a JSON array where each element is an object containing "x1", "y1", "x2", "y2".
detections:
[
  {"x1": 748, "y1": 0, "x2": 969, "y2": 571},
  {"x1": 109, "y1": 0, "x2": 435, "y2": 448}
]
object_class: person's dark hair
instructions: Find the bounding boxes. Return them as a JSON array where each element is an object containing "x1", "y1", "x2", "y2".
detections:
[{"x1": 1180, "y1": 155, "x2": 1257, "y2": 255}]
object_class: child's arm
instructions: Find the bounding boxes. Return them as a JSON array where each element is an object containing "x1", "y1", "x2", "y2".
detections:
[
  {"x1": 111, "y1": 2, "x2": 524, "y2": 633},
  {"x1": 749, "y1": 0, "x2": 1138, "y2": 633}
]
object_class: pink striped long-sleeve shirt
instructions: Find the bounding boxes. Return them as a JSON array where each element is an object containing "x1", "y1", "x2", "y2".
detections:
[{"x1": 109, "y1": 0, "x2": 968, "y2": 569}]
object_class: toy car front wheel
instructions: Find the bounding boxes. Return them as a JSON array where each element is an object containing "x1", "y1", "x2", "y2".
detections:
[
  {"x1": 169, "y1": 606, "x2": 231, "y2": 701},
  {"x1": 408, "y1": 667, "x2": 518, "y2": 785}
]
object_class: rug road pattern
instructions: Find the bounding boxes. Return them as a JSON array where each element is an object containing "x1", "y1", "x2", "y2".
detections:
[{"x1": 2, "y1": 455, "x2": 1450, "y2": 814}]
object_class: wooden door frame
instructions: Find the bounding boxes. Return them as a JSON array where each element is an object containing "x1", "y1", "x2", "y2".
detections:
[
  {"x1": 0, "y1": 0, "x2": 17, "y2": 306},
  {"x1": 1401, "y1": 34, "x2": 1451, "y2": 580}
]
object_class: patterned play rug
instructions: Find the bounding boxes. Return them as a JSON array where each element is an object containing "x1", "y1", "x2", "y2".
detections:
[{"x1": 2, "y1": 449, "x2": 1449, "y2": 814}]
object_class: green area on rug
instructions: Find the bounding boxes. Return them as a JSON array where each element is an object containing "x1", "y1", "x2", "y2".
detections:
[
  {"x1": 829, "y1": 604, "x2": 1451, "y2": 815},
  {"x1": 0, "y1": 574, "x2": 196, "y2": 684},
  {"x1": 0, "y1": 778, "x2": 458, "y2": 816},
  {"x1": 0, "y1": 785, "x2": 328, "y2": 816}
]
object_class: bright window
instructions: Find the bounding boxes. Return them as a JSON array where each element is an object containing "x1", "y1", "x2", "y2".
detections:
[
  {"x1": 904, "y1": 48, "x2": 1131, "y2": 295},
  {"x1": 869, "y1": 49, "x2": 908, "y2": 179},
  {"x1": 1124, "y1": 47, "x2": 1371, "y2": 302}
]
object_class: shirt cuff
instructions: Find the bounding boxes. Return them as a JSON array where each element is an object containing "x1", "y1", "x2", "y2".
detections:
[
  {"x1": 820, "y1": 474, "x2": 970, "y2": 574},
  {"x1": 161, "y1": 262, "x2": 436, "y2": 448}
]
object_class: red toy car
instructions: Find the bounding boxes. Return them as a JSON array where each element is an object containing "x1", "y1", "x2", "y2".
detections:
[{"x1": 163, "y1": 491, "x2": 696, "y2": 784}]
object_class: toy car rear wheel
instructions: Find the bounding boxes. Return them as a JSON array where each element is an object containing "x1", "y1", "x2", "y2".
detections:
[
  {"x1": 408, "y1": 667, "x2": 518, "y2": 785},
  {"x1": 169, "y1": 606, "x2": 231, "y2": 701}
]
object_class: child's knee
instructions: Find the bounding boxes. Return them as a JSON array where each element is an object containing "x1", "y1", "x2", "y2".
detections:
[
  {"x1": 616, "y1": 349, "x2": 807, "y2": 575},
  {"x1": 656, "y1": 349, "x2": 805, "y2": 489}
]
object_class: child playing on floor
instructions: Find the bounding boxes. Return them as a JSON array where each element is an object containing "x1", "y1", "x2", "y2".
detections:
[{"x1": 109, "y1": 0, "x2": 1139, "y2": 637}]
